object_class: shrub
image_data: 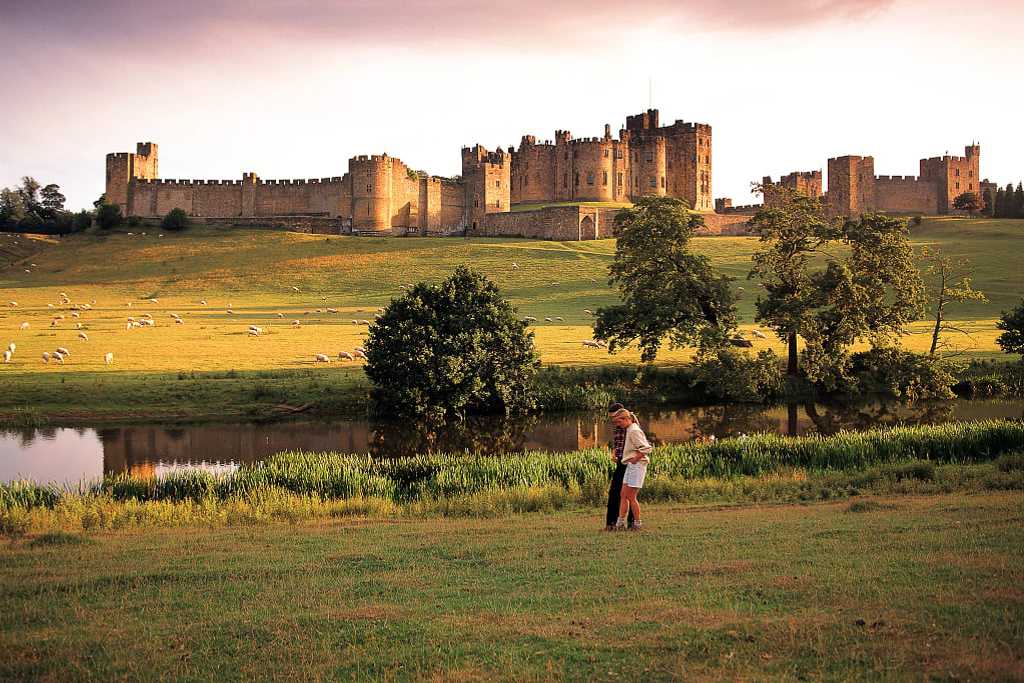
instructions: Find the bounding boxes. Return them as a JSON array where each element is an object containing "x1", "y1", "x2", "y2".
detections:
[
  {"x1": 72, "y1": 210, "x2": 93, "y2": 231},
  {"x1": 996, "y1": 299, "x2": 1024, "y2": 361},
  {"x1": 96, "y1": 203, "x2": 123, "y2": 230},
  {"x1": 161, "y1": 208, "x2": 190, "y2": 231},
  {"x1": 127, "y1": 215, "x2": 142, "y2": 228},
  {"x1": 364, "y1": 266, "x2": 539, "y2": 418},
  {"x1": 690, "y1": 349, "x2": 783, "y2": 403},
  {"x1": 830, "y1": 348, "x2": 955, "y2": 402}
]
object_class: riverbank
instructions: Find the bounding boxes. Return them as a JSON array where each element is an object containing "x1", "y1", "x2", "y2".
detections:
[{"x1": 2, "y1": 491, "x2": 1021, "y2": 680}]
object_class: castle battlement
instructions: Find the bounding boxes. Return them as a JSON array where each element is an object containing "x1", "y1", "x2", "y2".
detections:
[{"x1": 876, "y1": 175, "x2": 922, "y2": 183}]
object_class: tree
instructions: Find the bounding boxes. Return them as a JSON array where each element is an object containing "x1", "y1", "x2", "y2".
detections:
[
  {"x1": 96, "y1": 203, "x2": 123, "y2": 230},
  {"x1": 364, "y1": 266, "x2": 539, "y2": 419},
  {"x1": 982, "y1": 187, "x2": 995, "y2": 217},
  {"x1": 161, "y1": 208, "x2": 190, "y2": 231},
  {"x1": 749, "y1": 187, "x2": 924, "y2": 383},
  {"x1": 994, "y1": 187, "x2": 1007, "y2": 218},
  {"x1": 0, "y1": 187, "x2": 26, "y2": 227},
  {"x1": 952, "y1": 191, "x2": 981, "y2": 215},
  {"x1": 40, "y1": 184, "x2": 66, "y2": 217},
  {"x1": 72, "y1": 210, "x2": 93, "y2": 232},
  {"x1": 17, "y1": 176, "x2": 41, "y2": 216},
  {"x1": 919, "y1": 246, "x2": 987, "y2": 355},
  {"x1": 1014, "y1": 182, "x2": 1024, "y2": 219},
  {"x1": 1005, "y1": 183, "x2": 1017, "y2": 218},
  {"x1": 592, "y1": 197, "x2": 736, "y2": 362},
  {"x1": 996, "y1": 299, "x2": 1024, "y2": 361}
]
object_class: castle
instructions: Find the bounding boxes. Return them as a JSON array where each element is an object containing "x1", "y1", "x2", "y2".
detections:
[
  {"x1": 718, "y1": 145, "x2": 986, "y2": 217},
  {"x1": 105, "y1": 108, "x2": 715, "y2": 239}
]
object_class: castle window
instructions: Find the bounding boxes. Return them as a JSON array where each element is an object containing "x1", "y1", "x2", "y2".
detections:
[
  {"x1": 969, "y1": 183, "x2": 973, "y2": 190},
  {"x1": 366, "y1": 184, "x2": 372, "y2": 192},
  {"x1": 496, "y1": 199, "x2": 501, "y2": 208},
  {"x1": 563, "y1": 173, "x2": 568, "y2": 188},
  {"x1": 474, "y1": 197, "x2": 480, "y2": 208},
  {"x1": 587, "y1": 172, "x2": 594, "y2": 185},
  {"x1": 955, "y1": 169, "x2": 960, "y2": 177},
  {"x1": 617, "y1": 173, "x2": 622, "y2": 186},
  {"x1": 955, "y1": 182, "x2": 960, "y2": 190},
  {"x1": 574, "y1": 172, "x2": 580, "y2": 186},
  {"x1": 646, "y1": 153, "x2": 653, "y2": 163},
  {"x1": 603, "y1": 171, "x2": 608, "y2": 185},
  {"x1": 495, "y1": 180, "x2": 500, "y2": 188},
  {"x1": 524, "y1": 176, "x2": 528, "y2": 187},
  {"x1": 968, "y1": 170, "x2": 973, "y2": 178},
  {"x1": 649, "y1": 177, "x2": 657, "y2": 188},
  {"x1": 603, "y1": 150, "x2": 609, "y2": 158},
  {"x1": 661, "y1": 177, "x2": 666, "y2": 188},
  {"x1": 668, "y1": 160, "x2": 673, "y2": 169}
]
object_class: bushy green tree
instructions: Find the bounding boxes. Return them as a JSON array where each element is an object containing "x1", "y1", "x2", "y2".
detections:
[
  {"x1": 690, "y1": 349, "x2": 783, "y2": 403},
  {"x1": 0, "y1": 188, "x2": 26, "y2": 227},
  {"x1": 593, "y1": 197, "x2": 736, "y2": 362},
  {"x1": 364, "y1": 266, "x2": 539, "y2": 419},
  {"x1": 40, "y1": 183, "x2": 65, "y2": 217},
  {"x1": 996, "y1": 299, "x2": 1024, "y2": 361},
  {"x1": 750, "y1": 187, "x2": 924, "y2": 383},
  {"x1": 161, "y1": 207, "x2": 190, "y2": 231},
  {"x1": 1014, "y1": 183, "x2": 1024, "y2": 219},
  {"x1": 96, "y1": 203, "x2": 123, "y2": 230},
  {"x1": 952, "y1": 191, "x2": 981, "y2": 215},
  {"x1": 72, "y1": 210, "x2": 93, "y2": 232}
]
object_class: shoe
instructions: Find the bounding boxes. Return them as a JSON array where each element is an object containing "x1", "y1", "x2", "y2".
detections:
[{"x1": 629, "y1": 524, "x2": 643, "y2": 532}]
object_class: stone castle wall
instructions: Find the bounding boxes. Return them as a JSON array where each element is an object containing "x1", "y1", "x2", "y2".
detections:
[{"x1": 873, "y1": 176, "x2": 938, "y2": 214}]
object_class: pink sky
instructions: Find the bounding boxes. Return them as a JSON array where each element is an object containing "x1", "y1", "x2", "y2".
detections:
[{"x1": 1, "y1": 0, "x2": 1021, "y2": 210}]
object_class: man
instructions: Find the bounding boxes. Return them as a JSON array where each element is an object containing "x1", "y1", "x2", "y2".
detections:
[{"x1": 605, "y1": 402, "x2": 635, "y2": 531}]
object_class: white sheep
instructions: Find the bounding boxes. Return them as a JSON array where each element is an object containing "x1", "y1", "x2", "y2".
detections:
[
  {"x1": 314, "y1": 353, "x2": 330, "y2": 363},
  {"x1": 584, "y1": 309, "x2": 593, "y2": 315},
  {"x1": 544, "y1": 317, "x2": 553, "y2": 322},
  {"x1": 354, "y1": 346, "x2": 366, "y2": 354},
  {"x1": 2, "y1": 350, "x2": 10, "y2": 363},
  {"x1": 752, "y1": 329, "x2": 768, "y2": 339},
  {"x1": 326, "y1": 308, "x2": 338, "y2": 314},
  {"x1": 555, "y1": 316, "x2": 564, "y2": 321},
  {"x1": 226, "y1": 309, "x2": 234, "y2": 315},
  {"x1": 142, "y1": 313, "x2": 153, "y2": 319},
  {"x1": 104, "y1": 352, "x2": 114, "y2": 365},
  {"x1": 512, "y1": 262, "x2": 519, "y2": 269},
  {"x1": 582, "y1": 340, "x2": 601, "y2": 348},
  {"x1": 78, "y1": 332, "x2": 89, "y2": 341},
  {"x1": 200, "y1": 300, "x2": 208, "y2": 306},
  {"x1": 52, "y1": 352, "x2": 64, "y2": 365},
  {"x1": 8, "y1": 342, "x2": 15, "y2": 353},
  {"x1": 76, "y1": 323, "x2": 84, "y2": 329},
  {"x1": 174, "y1": 318, "x2": 184, "y2": 325},
  {"x1": 338, "y1": 351, "x2": 354, "y2": 361},
  {"x1": 291, "y1": 286, "x2": 300, "y2": 292},
  {"x1": 353, "y1": 349, "x2": 367, "y2": 359},
  {"x1": 248, "y1": 329, "x2": 261, "y2": 337},
  {"x1": 292, "y1": 320, "x2": 301, "y2": 327},
  {"x1": 50, "y1": 320, "x2": 59, "y2": 328},
  {"x1": 7, "y1": 301, "x2": 16, "y2": 308},
  {"x1": 149, "y1": 298, "x2": 159, "y2": 304},
  {"x1": 277, "y1": 312, "x2": 284, "y2": 318},
  {"x1": 523, "y1": 316, "x2": 537, "y2": 323},
  {"x1": 71, "y1": 312, "x2": 80, "y2": 318},
  {"x1": 56, "y1": 347, "x2": 70, "y2": 357},
  {"x1": 42, "y1": 352, "x2": 50, "y2": 364},
  {"x1": 125, "y1": 322, "x2": 133, "y2": 331},
  {"x1": 141, "y1": 319, "x2": 155, "y2": 327}
]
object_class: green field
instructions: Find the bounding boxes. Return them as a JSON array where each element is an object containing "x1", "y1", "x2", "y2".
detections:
[
  {"x1": 0, "y1": 218, "x2": 1020, "y2": 421},
  {"x1": 2, "y1": 492, "x2": 1021, "y2": 680}
]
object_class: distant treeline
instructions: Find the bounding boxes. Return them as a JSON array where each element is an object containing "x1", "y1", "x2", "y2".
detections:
[{"x1": 0, "y1": 176, "x2": 93, "y2": 235}]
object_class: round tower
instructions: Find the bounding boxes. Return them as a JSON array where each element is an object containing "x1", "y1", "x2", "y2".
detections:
[
  {"x1": 349, "y1": 155, "x2": 392, "y2": 230},
  {"x1": 570, "y1": 138, "x2": 615, "y2": 202}
]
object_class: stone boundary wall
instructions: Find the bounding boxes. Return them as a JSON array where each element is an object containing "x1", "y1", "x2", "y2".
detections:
[
  {"x1": 198, "y1": 216, "x2": 346, "y2": 234},
  {"x1": 698, "y1": 213, "x2": 752, "y2": 235}
]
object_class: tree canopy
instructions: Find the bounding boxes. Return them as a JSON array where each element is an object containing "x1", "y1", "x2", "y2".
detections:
[
  {"x1": 364, "y1": 266, "x2": 539, "y2": 419},
  {"x1": 592, "y1": 197, "x2": 736, "y2": 362},
  {"x1": 996, "y1": 299, "x2": 1024, "y2": 360}
]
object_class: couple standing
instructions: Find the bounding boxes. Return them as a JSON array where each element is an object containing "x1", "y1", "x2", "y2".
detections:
[{"x1": 605, "y1": 402, "x2": 652, "y2": 531}]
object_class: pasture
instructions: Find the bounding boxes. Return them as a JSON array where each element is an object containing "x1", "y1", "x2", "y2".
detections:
[{"x1": 0, "y1": 217, "x2": 1020, "y2": 420}]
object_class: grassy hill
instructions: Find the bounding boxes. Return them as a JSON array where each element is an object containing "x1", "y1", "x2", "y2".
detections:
[{"x1": 0, "y1": 217, "x2": 1020, "y2": 421}]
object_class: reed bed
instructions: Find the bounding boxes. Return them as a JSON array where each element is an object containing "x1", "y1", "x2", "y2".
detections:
[{"x1": 2, "y1": 421, "x2": 1023, "y2": 517}]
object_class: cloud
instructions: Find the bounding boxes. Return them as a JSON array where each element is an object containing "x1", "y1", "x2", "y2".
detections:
[{"x1": 3, "y1": 0, "x2": 897, "y2": 55}]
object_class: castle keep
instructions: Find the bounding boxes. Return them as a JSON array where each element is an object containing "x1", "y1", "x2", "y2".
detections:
[{"x1": 104, "y1": 108, "x2": 713, "y2": 239}]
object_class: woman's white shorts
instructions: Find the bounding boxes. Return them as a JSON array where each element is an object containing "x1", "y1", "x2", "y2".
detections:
[{"x1": 623, "y1": 463, "x2": 647, "y2": 488}]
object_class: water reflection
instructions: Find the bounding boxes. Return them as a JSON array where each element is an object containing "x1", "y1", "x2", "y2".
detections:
[{"x1": 1, "y1": 400, "x2": 1022, "y2": 485}]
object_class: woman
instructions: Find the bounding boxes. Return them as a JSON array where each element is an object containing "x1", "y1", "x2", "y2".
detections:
[
  {"x1": 605, "y1": 402, "x2": 634, "y2": 530},
  {"x1": 612, "y1": 407, "x2": 652, "y2": 531}
]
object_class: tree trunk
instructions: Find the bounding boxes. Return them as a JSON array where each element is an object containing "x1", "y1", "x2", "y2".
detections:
[
  {"x1": 787, "y1": 332, "x2": 798, "y2": 376},
  {"x1": 929, "y1": 300, "x2": 944, "y2": 355}
]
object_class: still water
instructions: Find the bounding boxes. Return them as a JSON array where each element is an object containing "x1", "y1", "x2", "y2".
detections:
[{"x1": 3, "y1": 400, "x2": 1023, "y2": 485}]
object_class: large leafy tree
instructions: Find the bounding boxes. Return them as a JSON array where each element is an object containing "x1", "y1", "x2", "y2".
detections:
[
  {"x1": 592, "y1": 197, "x2": 736, "y2": 362},
  {"x1": 919, "y1": 246, "x2": 987, "y2": 355},
  {"x1": 749, "y1": 187, "x2": 924, "y2": 381},
  {"x1": 952, "y1": 191, "x2": 981, "y2": 215},
  {"x1": 364, "y1": 266, "x2": 539, "y2": 419},
  {"x1": 996, "y1": 299, "x2": 1024, "y2": 361},
  {"x1": 40, "y1": 183, "x2": 66, "y2": 217}
]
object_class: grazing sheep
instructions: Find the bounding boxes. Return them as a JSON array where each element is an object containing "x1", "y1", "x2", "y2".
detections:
[
  {"x1": 351, "y1": 319, "x2": 359, "y2": 325},
  {"x1": 354, "y1": 346, "x2": 366, "y2": 353},
  {"x1": 126, "y1": 322, "x2": 133, "y2": 331},
  {"x1": 2, "y1": 350, "x2": 10, "y2": 363},
  {"x1": 544, "y1": 317, "x2": 553, "y2": 322},
  {"x1": 52, "y1": 352, "x2": 64, "y2": 365},
  {"x1": 338, "y1": 351, "x2": 354, "y2": 361},
  {"x1": 248, "y1": 329, "x2": 260, "y2": 337},
  {"x1": 42, "y1": 352, "x2": 50, "y2": 364},
  {"x1": 523, "y1": 316, "x2": 537, "y2": 323},
  {"x1": 76, "y1": 323, "x2": 83, "y2": 329},
  {"x1": 751, "y1": 329, "x2": 767, "y2": 339},
  {"x1": 175, "y1": 318, "x2": 184, "y2": 325},
  {"x1": 199, "y1": 300, "x2": 208, "y2": 305},
  {"x1": 555, "y1": 316, "x2": 564, "y2": 321},
  {"x1": 291, "y1": 286, "x2": 300, "y2": 292},
  {"x1": 7, "y1": 301, "x2": 16, "y2": 307},
  {"x1": 71, "y1": 312, "x2": 80, "y2": 318},
  {"x1": 141, "y1": 319, "x2": 155, "y2": 327},
  {"x1": 582, "y1": 340, "x2": 601, "y2": 348},
  {"x1": 326, "y1": 308, "x2": 338, "y2": 314},
  {"x1": 373, "y1": 314, "x2": 381, "y2": 320},
  {"x1": 584, "y1": 309, "x2": 593, "y2": 315},
  {"x1": 7, "y1": 342, "x2": 14, "y2": 353},
  {"x1": 141, "y1": 313, "x2": 153, "y2": 319},
  {"x1": 47, "y1": 303, "x2": 54, "y2": 308},
  {"x1": 50, "y1": 320, "x2": 59, "y2": 328},
  {"x1": 352, "y1": 349, "x2": 367, "y2": 359},
  {"x1": 314, "y1": 353, "x2": 330, "y2": 363},
  {"x1": 78, "y1": 332, "x2": 88, "y2": 341},
  {"x1": 56, "y1": 347, "x2": 70, "y2": 357},
  {"x1": 148, "y1": 298, "x2": 158, "y2": 304},
  {"x1": 277, "y1": 312, "x2": 284, "y2": 318},
  {"x1": 292, "y1": 320, "x2": 301, "y2": 327},
  {"x1": 248, "y1": 325, "x2": 263, "y2": 334},
  {"x1": 226, "y1": 309, "x2": 234, "y2": 315},
  {"x1": 104, "y1": 352, "x2": 114, "y2": 365},
  {"x1": 512, "y1": 262, "x2": 519, "y2": 269},
  {"x1": 358, "y1": 319, "x2": 370, "y2": 325}
]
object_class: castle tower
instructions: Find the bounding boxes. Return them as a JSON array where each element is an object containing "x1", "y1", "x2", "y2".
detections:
[
  {"x1": 827, "y1": 156, "x2": 875, "y2": 216},
  {"x1": 104, "y1": 141, "x2": 159, "y2": 213},
  {"x1": 462, "y1": 145, "x2": 510, "y2": 229},
  {"x1": 348, "y1": 155, "x2": 394, "y2": 230},
  {"x1": 920, "y1": 143, "x2": 981, "y2": 214}
]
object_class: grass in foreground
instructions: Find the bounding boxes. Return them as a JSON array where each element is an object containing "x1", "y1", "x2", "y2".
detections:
[{"x1": 1, "y1": 492, "x2": 1022, "y2": 680}]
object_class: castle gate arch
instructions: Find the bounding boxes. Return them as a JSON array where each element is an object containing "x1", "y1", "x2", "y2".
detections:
[{"x1": 579, "y1": 215, "x2": 596, "y2": 240}]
